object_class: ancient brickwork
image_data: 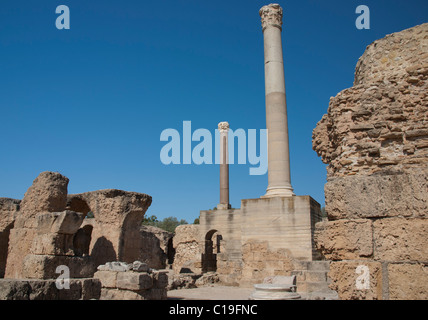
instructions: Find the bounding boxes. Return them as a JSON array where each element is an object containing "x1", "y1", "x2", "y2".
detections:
[{"x1": 312, "y1": 23, "x2": 428, "y2": 300}]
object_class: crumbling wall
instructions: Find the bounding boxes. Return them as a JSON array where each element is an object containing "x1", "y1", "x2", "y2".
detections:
[
  {"x1": 139, "y1": 225, "x2": 173, "y2": 269},
  {"x1": 239, "y1": 240, "x2": 294, "y2": 287},
  {"x1": 5, "y1": 172, "x2": 69, "y2": 279},
  {"x1": 4, "y1": 172, "x2": 153, "y2": 280},
  {"x1": 172, "y1": 224, "x2": 202, "y2": 274},
  {"x1": 0, "y1": 198, "x2": 20, "y2": 278},
  {"x1": 312, "y1": 23, "x2": 428, "y2": 300}
]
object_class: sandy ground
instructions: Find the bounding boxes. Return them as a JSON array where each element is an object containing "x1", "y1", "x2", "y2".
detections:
[{"x1": 167, "y1": 286, "x2": 255, "y2": 300}]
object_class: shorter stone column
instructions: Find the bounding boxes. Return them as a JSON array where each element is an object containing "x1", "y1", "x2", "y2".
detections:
[{"x1": 218, "y1": 122, "x2": 231, "y2": 210}]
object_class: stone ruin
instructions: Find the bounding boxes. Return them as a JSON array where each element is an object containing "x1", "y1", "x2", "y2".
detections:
[
  {"x1": 0, "y1": 171, "x2": 171, "y2": 300},
  {"x1": 0, "y1": 8, "x2": 427, "y2": 301},
  {"x1": 312, "y1": 23, "x2": 428, "y2": 300}
]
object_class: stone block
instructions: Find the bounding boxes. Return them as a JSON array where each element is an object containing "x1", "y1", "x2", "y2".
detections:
[
  {"x1": 81, "y1": 278, "x2": 102, "y2": 300},
  {"x1": 30, "y1": 233, "x2": 75, "y2": 256},
  {"x1": 314, "y1": 219, "x2": 373, "y2": 260},
  {"x1": 0, "y1": 279, "x2": 31, "y2": 300},
  {"x1": 36, "y1": 210, "x2": 84, "y2": 235},
  {"x1": 22, "y1": 254, "x2": 95, "y2": 279},
  {"x1": 328, "y1": 261, "x2": 383, "y2": 300},
  {"x1": 94, "y1": 270, "x2": 118, "y2": 288},
  {"x1": 116, "y1": 272, "x2": 153, "y2": 291},
  {"x1": 373, "y1": 218, "x2": 428, "y2": 261},
  {"x1": 324, "y1": 171, "x2": 428, "y2": 220},
  {"x1": 152, "y1": 271, "x2": 168, "y2": 289},
  {"x1": 100, "y1": 288, "x2": 145, "y2": 300},
  {"x1": 388, "y1": 263, "x2": 428, "y2": 300}
]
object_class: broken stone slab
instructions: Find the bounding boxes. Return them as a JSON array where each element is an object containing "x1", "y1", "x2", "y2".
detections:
[{"x1": 262, "y1": 275, "x2": 297, "y2": 291}]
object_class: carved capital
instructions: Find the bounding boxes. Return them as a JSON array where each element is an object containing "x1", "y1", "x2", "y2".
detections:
[
  {"x1": 218, "y1": 122, "x2": 230, "y2": 133},
  {"x1": 259, "y1": 3, "x2": 283, "y2": 31}
]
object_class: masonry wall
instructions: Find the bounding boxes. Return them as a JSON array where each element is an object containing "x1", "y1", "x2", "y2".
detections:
[{"x1": 312, "y1": 23, "x2": 428, "y2": 300}]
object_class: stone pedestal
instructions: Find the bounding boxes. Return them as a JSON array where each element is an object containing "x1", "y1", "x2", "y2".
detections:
[{"x1": 241, "y1": 196, "x2": 322, "y2": 261}]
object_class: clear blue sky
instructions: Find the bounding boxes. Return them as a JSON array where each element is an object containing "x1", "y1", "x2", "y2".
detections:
[{"x1": 1, "y1": 0, "x2": 427, "y2": 223}]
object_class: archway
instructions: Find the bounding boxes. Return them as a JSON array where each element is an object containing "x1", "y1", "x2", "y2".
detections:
[{"x1": 202, "y1": 229, "x2": 223, "y2": 273}]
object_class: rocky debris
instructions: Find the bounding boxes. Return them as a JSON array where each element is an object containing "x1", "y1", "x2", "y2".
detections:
[
  {"x1": 94, "y1": 261, "x2": 167, "y2": 300},
  {"x1": 312, "y1": 23, "x2": 428, "y2": 300}
]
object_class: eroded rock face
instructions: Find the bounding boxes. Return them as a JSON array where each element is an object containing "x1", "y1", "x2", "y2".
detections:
[{"x1": 312, "y1": 23, "x2": 428, "y2": 300}]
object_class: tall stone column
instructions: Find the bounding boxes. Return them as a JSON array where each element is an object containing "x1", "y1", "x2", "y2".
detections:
[
  {"x1": 260, "y1": 4, "x2": 295, "y2": 197},
  {"x1": 218, "y1": 122, "x2": 231, "y2": 210}
]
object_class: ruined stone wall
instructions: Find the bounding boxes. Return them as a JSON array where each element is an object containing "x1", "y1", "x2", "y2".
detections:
[
  {"x1": 0, "y1": 198, "x2": 20, "y2": 278},
  {"x1": 312, "y1": 23, "x2": 428, "y2": 300},
  {"x1": 172, "y1": 224, "x2": 202, "y2": 274},
  {"x1": 139, "y1": 225, "x2": 173, "y2": 270},
  {"x1": 4, "y1": 172, "x2": 153, "y2": 280}
]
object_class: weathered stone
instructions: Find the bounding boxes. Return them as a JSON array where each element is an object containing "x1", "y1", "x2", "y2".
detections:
[
  {"x1": 30, "y1": 233, "x2": 75, "y2": 256},
  {"x1": 0, "y1": 198, "x2": 20, "y2": 278},
  {"x1": 36, "y1": 211, "x2": 84, "y2": 235},
  {"x1": 328, "y1": 261, "x2": 383, "y2": 300},
  {"x1": 315, "y1": 219, "x2": 373, "y2": 260},
  {"x1": 324, "y1": 171, "x2": 428, "y2": 220},
  {"x1": 22, "y1": 254, "x2": 95, "y2": 279},
  {"x1": 132, "y1": 261, "x2": 149, "y2": 272},
  {"x1": 5, "y1": 172, "x2": 69, "y2": 279},
  {"x1": 116, "y1": 272, "x2": 153, "y2": 291},
  {"x1": 139, "y1": 225, "x2": 173, "y2": 269},
  {"x1": 0, "y1": 278, "x2": 100, "y2": 300},
  {"x1": 93, "y1": 270, "x2": 118, "y2": 288},
  {"x1": 373, "y1": 218, "x2": 428, "y2": 261},
  {"x1": 388, "y1": 263, "x2": 428, "y2": 300},
  {"x1": 97, "y1": 261, "x2": 132, "y2": 272}
]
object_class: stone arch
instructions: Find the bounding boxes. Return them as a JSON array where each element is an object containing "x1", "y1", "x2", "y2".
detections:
[{"x1": 202, "y1": 229, "x2": 223, "y2": 273}]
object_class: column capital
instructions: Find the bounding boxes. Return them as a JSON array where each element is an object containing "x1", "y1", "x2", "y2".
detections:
[
  {"x1": 218, "y1": 121, "x2": 230, "y2": 133},
  {"x1": 259, "y1": 3, "x2": 283, "y2": 31}
]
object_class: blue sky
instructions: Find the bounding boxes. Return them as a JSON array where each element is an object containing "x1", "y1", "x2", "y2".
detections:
[{"x1": 1, "y1": 0, "x2": 427, "y2": 223}]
